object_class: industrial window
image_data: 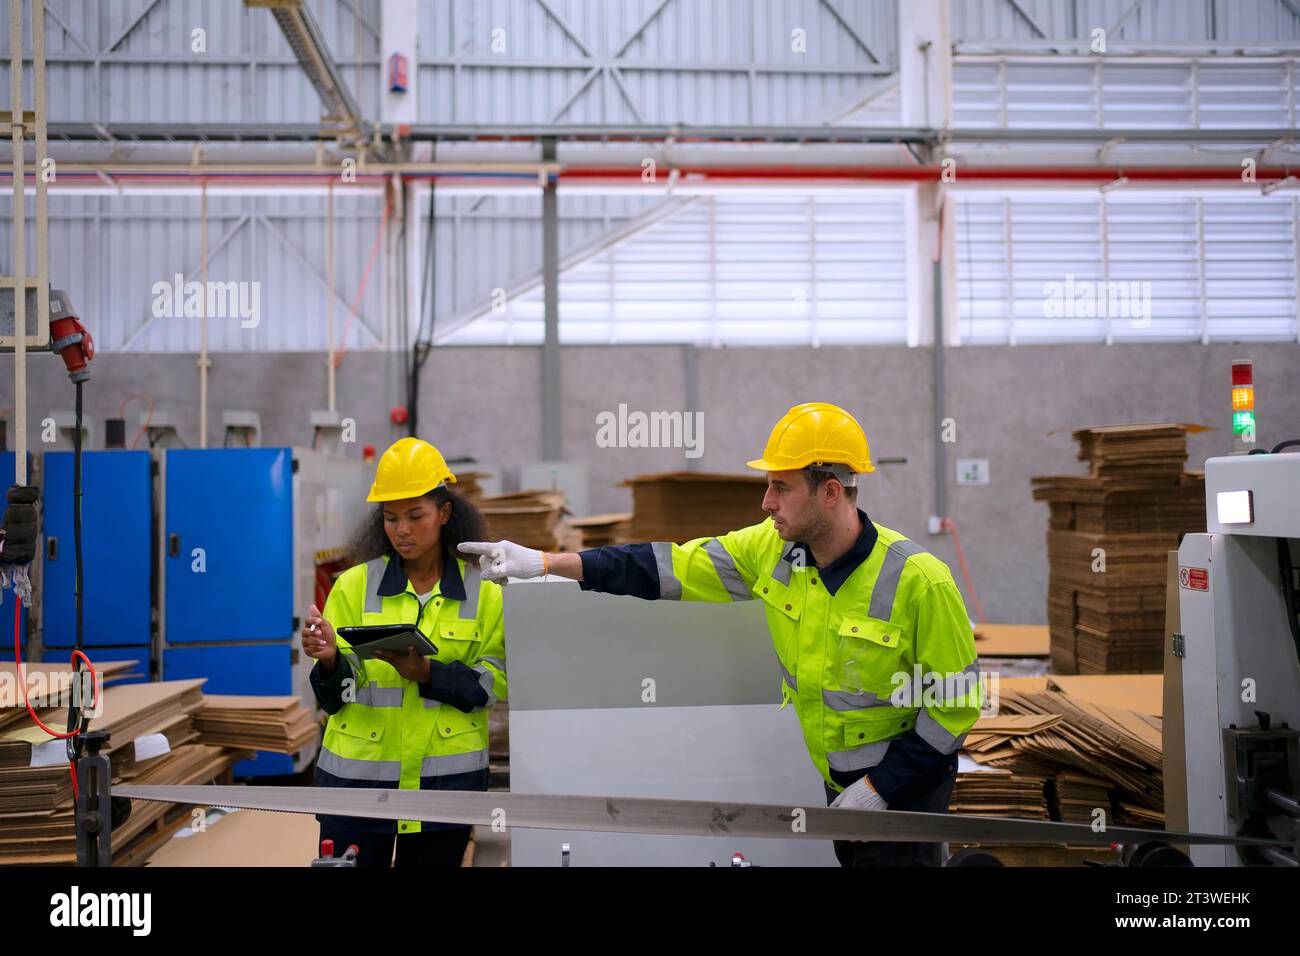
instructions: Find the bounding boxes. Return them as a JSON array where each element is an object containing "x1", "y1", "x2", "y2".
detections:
[
  {"x1": 953, "y1": 59, "x2": 1298, "y2": 129},
  {"x1": 955, "y1": 192, "x2": 1300, "y2": 345},
  {"x1": 439, "y1": 193, "x2": 911, "y2": 346}
]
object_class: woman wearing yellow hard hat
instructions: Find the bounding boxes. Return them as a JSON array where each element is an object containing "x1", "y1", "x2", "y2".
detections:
[{"x1": 299, "y1": 437, "x2": 506, "y2": 867}]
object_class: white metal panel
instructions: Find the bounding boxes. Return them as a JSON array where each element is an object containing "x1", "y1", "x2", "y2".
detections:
[
  {"x1": 0, "y1": 191, "x2": 385, "y2": 353},
  {"x1": 955, "y1": 191, "x2": 1300, "y2": 345},
  {"x1": 442, "y1": 192, "x2": 910, "y2": 346},
  {"x1": 954, "y1": 58, "x2": 1296, "y2": 130}
]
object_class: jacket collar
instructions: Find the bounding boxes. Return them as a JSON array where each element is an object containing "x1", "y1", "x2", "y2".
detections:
[
  {"x1": 781, "y1": 508, "x2": 879, "y2": 596},
  {"x1": 375, "y1": 547, "x2": 467, "y2": 602}
]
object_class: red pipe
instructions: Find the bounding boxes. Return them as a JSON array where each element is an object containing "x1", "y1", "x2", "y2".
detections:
[
  {"x1": 4, "y1": 165, "x2": 1291, "y2": 186},
  {"x1": 554, "y1": 164, "x2": 1293, "y2": 183}
]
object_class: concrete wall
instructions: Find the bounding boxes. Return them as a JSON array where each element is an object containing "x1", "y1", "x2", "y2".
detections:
[{"x1": 5, "y1": 342, "x2": 1298, "y2": 623}]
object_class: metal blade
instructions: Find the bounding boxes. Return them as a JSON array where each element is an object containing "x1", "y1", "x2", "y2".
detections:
[{"x1": 114, "y1": 784, "x2": 1285, "y2": 849}]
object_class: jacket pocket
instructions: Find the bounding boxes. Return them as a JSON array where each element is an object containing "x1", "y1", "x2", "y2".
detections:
[
  {"x1": 435, "y1": 619, "x2": 480, "y2": 663},
  {"x1": 756, "y1": 577, "x2": 802, "y2": 622},
  {"x1": 331, "y1": 704, "x2": 388, "y2": 744},
  {"x1": 434, "y1": 703, "x2": 488, "y2": 740},
  {"x1": 843, "y1": 707, "x2": 916, "y2": 747},
  {"x1": 837, "y1": 616, "x2": 905, "y2": 694}
]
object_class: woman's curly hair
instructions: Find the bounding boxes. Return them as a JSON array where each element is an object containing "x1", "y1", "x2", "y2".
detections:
[{"x1": 348, "y1": 485, "x2": 488, "y2": 567}]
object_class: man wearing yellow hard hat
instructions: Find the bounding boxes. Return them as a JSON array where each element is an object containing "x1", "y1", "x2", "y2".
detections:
[
  {"x1": 461, "y1": 403, "x2": 980, "y2": 867},
  {"x1": 300, "y1": 437, "x2": 507, "y2": 867}
]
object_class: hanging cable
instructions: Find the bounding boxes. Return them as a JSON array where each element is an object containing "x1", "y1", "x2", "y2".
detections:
[{"x1": 940, "y1": 516, "x2": 987, "y2": 626}]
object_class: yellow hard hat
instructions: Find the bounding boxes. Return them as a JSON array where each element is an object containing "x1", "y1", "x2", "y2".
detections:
[
  {"x1": 746, "y1": 402, "x2": 875, "y2": 474},
  {"x1": 367, "y1": 437, "x2": 457, "y2": 502}
]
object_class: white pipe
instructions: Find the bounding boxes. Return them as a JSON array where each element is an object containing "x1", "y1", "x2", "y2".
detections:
[
  {"x1": 327, "y1": 178, "x2": 335, "y2": 412},
  {"x1": 33, "y1": 0, "x2": 47, "y2": 363},
  {"x1": 10, "y1": 0, "x2": 26, "y2": 485},
  {"x1": 198, "y1": 179, "x2": 208, "y2": 448}
]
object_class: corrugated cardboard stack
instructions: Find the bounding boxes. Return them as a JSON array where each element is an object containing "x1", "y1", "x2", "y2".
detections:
[
  {"x1": 620, "y1": 472, "x2": 767, "y2": 543},
  {"x1": 478, "y1": 490, "x2": 579, "y2": 551},
  {"x1": 0, "y1": 672, "x2": 253, "y2": 865},
  {"x1": 568, "y1": 512, "x2": 632, "y2": 548},
  {"x1": 1032, "y1": 424, "x2": 1205, "y2": 673},
  {"x1": 957, "y1": 675, "x2": 1165, "y2": 835},
  {"x1": 452, "y1": 471, "x2": 488, "y2": 501},
  {"x1": 193, "y1": 695, "x2": 319, "y2": 754}
]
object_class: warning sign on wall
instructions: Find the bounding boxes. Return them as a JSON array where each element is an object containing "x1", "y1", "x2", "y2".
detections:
[{"x1": 1179, "y1": 567, "x2": 1209, "y2": 591}]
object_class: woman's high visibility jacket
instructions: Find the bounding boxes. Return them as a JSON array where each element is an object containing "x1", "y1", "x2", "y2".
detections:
[
  {"x1": 309, "y1": 550, "x2": 507, "y2": 834},
  {"x1": 578, "y1": 511, "x2": 981, "y2": 805}
]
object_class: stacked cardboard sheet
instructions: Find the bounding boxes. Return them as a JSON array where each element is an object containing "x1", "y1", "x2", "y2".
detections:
[
  {"x1": 0, "y1": 678, "x2": 249, "y2": 865},
  {"x1": 0, "y1": 744, "x2": 251, "y2": 866},
  {"x1": 1032, "y1": 424, "x2": 1206, "y2": 673},
  {"x1": 620, "y1": 472, "x2": 767, "y2": 543},
  {"x1": 194, "y1": 695, "x2": 319, "y2": 755},
  {"x1": 568, "y1": 512, "x2": 632, "y2": 548},
  {"x1": 990, "y1": 683, "x2": 1163, "y2": 823},
  {"x1": 452, "y1": 471, "x2": 488, "y2": 501},
  {"x1": 973, "y1": 624, "x2": 1050, "y2": 658},
  {"x1": 952, "y1": 713, "x2": 1060, "y2": 818},
  {"x1": 478, "y1": 490, "x2": 576, "y2": 551}
]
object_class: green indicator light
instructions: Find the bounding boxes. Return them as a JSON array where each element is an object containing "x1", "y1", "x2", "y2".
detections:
[{"x1": 1233, "y1": 410, "x2": 1256, "y2": 435}]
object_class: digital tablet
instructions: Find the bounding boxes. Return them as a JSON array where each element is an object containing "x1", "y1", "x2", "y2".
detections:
[{"x1": 336, "y1": 624, "x2": 438, "y2": 661}]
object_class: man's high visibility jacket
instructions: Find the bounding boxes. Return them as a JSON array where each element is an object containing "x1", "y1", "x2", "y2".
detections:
[
  {"x1": 309, "y1": 551, "x2": 507, "y2": 834},
  {"x1": 578, "y1": 510, "x2": 981, "y2": 804}
]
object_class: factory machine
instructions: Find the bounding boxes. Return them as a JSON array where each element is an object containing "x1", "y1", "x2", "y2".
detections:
[{"x1": 1178, "y1": 447, "x2": 1300, "y2": 866}]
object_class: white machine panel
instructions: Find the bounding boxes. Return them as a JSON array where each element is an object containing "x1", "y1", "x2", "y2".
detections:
[
  {"x1": 1205, "y1": 453, "x2": 1300, "y2": 538},
  {"x1": 1179, "y1": 531, "x2": 1300, "y2": 866},
  {"x1": 504, "y1": 578, "x2": 838, "y2": 867}
]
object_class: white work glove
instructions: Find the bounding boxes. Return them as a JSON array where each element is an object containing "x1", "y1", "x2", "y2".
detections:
[
  {"x1": 830, "y1": 776, "x2": 888, "y2": 811},
  {"x1": 458, "y1": 540, "x2": 546, "y2": 584}
]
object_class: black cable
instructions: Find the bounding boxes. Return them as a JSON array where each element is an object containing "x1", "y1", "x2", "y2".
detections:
[
  {"x1": 1249, "y1": 438, "x2": 1300, "y2": 455},
  {"x1": 64, "y1": 381, "x2": 88, "y2": 753},
  {"x1": 1278, "y1": 538, "x2": 1300, "y2": 671}
]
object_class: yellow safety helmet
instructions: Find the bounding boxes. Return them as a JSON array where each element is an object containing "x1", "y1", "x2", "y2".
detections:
[
  {"x1": 746, "y1": 402, "x2": 875, "y2": 475},
  {"x1": 367, "y1": 437, "x2": 457, "y2": 502}
]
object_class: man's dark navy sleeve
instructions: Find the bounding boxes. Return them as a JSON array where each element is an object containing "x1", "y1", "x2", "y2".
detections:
[
  {"x1": 419, "y1": 659, "x2": 490, "y2": 712},
  {"x1": 866, "y1": 731, "x2": 955, "y2": 806},
  {"x1": 578, "y1": 544, "x2": 663, "y2": 600}
]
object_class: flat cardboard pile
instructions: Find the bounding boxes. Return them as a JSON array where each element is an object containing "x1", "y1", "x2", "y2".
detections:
[
  {"x1": 1032, "y1": 424, "x2": 1206, "y2": 673},
  {"x1": 620, "y1": 472, "x2": 768, "y2": 543},
  {"x1": 0, "y1": 744, "x2": 251, "y2": 866},
  {"x1": 568, "y1": 512, "x2": 632, "y2": 548},
  {"x1": 953, "y1": 713, "x2": 1060, "y2": 818},
  {"x1": 973, "y1": 624, "x2": 1050, "y2": 658},
  {"x1": 478, "y1": 490, "x2": 578, "y2": 551},
  {"x1": 194, "y1": 695, "x2": 319, "y2": 754},
  {"x1": 970, "y1": 677, "x2": 1164, "y2": 826},
  {"x1": 0, "y1": 677, "x2": 256, "y2": 865},
  {"x1": 452, "y1": 471, "x2": 488, "y2": 501}
]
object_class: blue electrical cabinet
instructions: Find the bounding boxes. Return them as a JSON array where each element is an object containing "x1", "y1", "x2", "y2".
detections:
[
  {"x1": 161, "y1": 448, "x2": 297, "y2": 778},
  {"x1": 0, "y1": 451, "x2": 29, "y2": 661},
  {"x1": 42, "y1": 450, "x2": 153, "y2": 650},
  {"x1": 162, "y1": 644, "x2": 295, "y2": 776},
  {"x1": 162, "y1": 448, "x2": 293, "y2": 643}
]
